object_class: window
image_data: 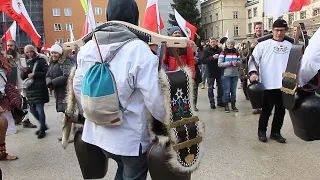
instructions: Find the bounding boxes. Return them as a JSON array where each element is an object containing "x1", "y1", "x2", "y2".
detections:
[
  {"x1": 66, "y1": 23, "x2": 73, "y2": 31},
  {"x1": 234, "y1": 25, "x2": 239, "y2": 36},
  {"x1": 268, "y1": 18, "x2": 273, "y2": 29},
  {"x1": 54, "y1": 23, "x2": 62, "y2": 31},
  {"x1": 210, "y1": 15, "x2": 212, "y2": 22},
  {"x1": 205, "y1": 29, "x2": 208, "y2": 39},
  {"x1": 288, "y1": 13, "x2": 294, "y2": 25},
  {"x1": 300, "y1": 11, "x2": 306, "y2": 19},
  {"x1": 215, "y1": 13, "x2": 218, "y2": 21},
  {"x1": 95, "y1": 7, "x2": 103, "y2": 15},
  {"x1": 53, "y1": 8, "x2": 60, "y2": 16},
  {"x1": 56, "y1": 39, "x2": 63, "y2": 44},
  {"x1": 233, "y1": 11, "x2": 238, "y2": 19},
  {"x1": 248, "y1": 9, "x2": 252, "y2": 19},
  {"x1": 96, "y1": 22, "x2": 104, "y2": 26},
  {"x1": 253, "y1": 8, "x2": 257, "y2": 17},
  {"x1": 248, "y1": 23, "x2": 252, "y2": 34},
  {"x1": 313, "y1": 8, "x2": 320, "y2": 16},
  {"x1": 64, "y1": 8, "x2": 72, "y2": 16}
]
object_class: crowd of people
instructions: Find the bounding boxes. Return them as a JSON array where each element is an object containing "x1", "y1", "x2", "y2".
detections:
[{"x1": 0, "y1": 40, "x2": 76, "y2": 160}]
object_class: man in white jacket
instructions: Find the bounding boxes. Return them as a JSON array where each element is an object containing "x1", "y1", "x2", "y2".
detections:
[
  {"x1": 73, "y1": 0, "x2": 166, "y2": 179},
  {"x1": 248, "y1": 19, "x2": 292, "y2": 143}
]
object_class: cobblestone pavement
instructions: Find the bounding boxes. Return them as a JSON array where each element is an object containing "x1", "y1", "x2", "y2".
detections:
[{"x1": 2, "y1": 88, "x2": 320, "y2": 180}]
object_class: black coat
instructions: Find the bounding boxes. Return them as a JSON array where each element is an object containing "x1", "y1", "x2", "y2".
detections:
[
  {"x1": 21, "y1": 56, "x2": 49, "y2": 104},
  {"x1": 202, "y1": 46, "x2": 222, "y2": 78},
  {"x1": 46, "y1": 57, "x2": 75, "y2": 112},
  {"x1": 194, "y1": 51, "x2": 202, "y2": 84}
]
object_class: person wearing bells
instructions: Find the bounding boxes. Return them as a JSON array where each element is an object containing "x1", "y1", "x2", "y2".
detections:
[{"x1": 248, "y1": 19, "x2": 292, "y2": 143}]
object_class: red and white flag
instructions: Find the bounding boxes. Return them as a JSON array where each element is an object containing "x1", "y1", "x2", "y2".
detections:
[
  {"x1": 142, "y1": 0, "x2": 164, "y2": 33},
  {"x1": 4, "y1": 21, "x2": 17, "y2": 42},
  {"x1": 40, "y1": 44, "x2": 51, "y2": 53},
  {"x1": 81, "y1": 0, "x2": 96, "y2": 36},
  {"x1": 174, "y1": 9, "x2": 197, "y2": 41},
  {"x1": 264, "y1": 0, "x2": 311, "y2": 18},
  {"x1": 0, "y1": 0, "x2": 41, "y2": 47}
]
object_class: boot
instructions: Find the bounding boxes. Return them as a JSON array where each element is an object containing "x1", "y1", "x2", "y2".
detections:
[
  {"x1": 37, "y1": 128, "x2": 46, "y2": 139},
  {"x1": 224, "y1": 103, "x2": 230, "y2": 113},
  {"x1": 22, "y1": 119, "x2": 37, "y2": 128},
  {"x1": 231, "y1": 101, "x2": 238, "y2": 112}
]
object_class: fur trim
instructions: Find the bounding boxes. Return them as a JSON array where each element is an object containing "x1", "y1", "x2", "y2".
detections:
[{"x1": 65, "y1": 66, "x2": 77, "y2": 117}]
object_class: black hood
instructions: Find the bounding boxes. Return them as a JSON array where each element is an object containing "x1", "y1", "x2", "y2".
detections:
[{"x1": 106, "y1": 0, "x2": 139, "y2": 26}]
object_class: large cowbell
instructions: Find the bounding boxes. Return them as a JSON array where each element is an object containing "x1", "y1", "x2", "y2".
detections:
[
  {"x1": 281, "y1": 26, "x2": 320, "y2": 141},
  {"x1": 247, "y1": 81, "x2": 265, "y2": 109}
]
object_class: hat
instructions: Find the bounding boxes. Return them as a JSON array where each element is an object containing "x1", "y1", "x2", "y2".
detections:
[
  {"x1": 169, "y1": 26, "x2": 181, "y2": 35},
  {"x1": 50, "y1": 43, "x2": 63, "y2": 54},
  {"x1": 220, "y1": 37, "x2": 228, "y2": 44},
  {"x1": 226, "y1": 37, "x2": 235, "y2": 45},
  {"x1": 106, "y1": 0, "x2": 139, "y2": 26},
  {"x1": 273, "y1": 19, "x2": 288, "y2": 29}
]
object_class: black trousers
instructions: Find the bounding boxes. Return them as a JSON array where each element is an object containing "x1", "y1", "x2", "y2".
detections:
[
  {"x1": 258, "y1": 89, "x2": 285, "y2": 134},
  {"x1": 193, "y1": 82, "x2": 199, "y2": 107}
]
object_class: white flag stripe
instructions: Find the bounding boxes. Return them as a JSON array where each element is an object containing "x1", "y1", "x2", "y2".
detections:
[{"x1": 174, "y1": 9, "x2": 189, "y2": 39}]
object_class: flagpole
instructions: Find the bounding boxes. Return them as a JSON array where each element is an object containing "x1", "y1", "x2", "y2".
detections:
[
  {"x1": 155, "y1": 1, "x2": 161, "y2": 34},
  {"x1": 2, "y1": 12, "x2": 7, "y2": 51},
  {"x1": 262, "y1": 0, "x2": 265, "y2": 36}
]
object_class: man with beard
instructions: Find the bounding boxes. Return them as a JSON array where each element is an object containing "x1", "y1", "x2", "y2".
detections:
[
  {"x1": 6, "y1": 40, "x2": 37, "y2": 128},
  {"x1": 202, "y1": 37, "x2": 223, "y2": 109},
  {"x1": 162, "y1": 26, "x2": 195, "y2": 78}
]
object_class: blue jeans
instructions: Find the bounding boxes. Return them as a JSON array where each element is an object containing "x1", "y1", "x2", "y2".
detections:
[
  {"x1": 29, "y1": 104, "x2": 46, "y2": 129},
  {"x1": 102, "y1": 145, "x2": 148, "y2": 180},
  {"x1": 207, "y1": 77, "x2": 223, "y2": 105},
  {"x1": 222, "y1": 76, "x2": 238, "y2": 103},
  {"x1": 201, "y1": 64, "x2": 208, "y2": 83}
]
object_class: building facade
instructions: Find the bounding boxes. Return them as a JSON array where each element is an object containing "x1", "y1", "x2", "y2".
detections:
[
  {"x1": 246, "y1": 0, "x2": 320, "y2": 37},
  {"x1": 201, "y1": 0, "x2": 247, "y2": 43},
  {"x1": 43, "y1": 0, "x2": 148, "y2": 45},
  {"x1": 1, "y1": 0, "x2": 45, "y2": 50}
]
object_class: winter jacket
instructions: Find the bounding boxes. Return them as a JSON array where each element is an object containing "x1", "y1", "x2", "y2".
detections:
[
  {"x1": 46, "y1": 56, "x2": 75, "y2": 112},
  {"x1": 162, "y1": 46, "x2": 195, "y2": 78},
  {"x1": 202, "y1": 45, "x2": 222, "y2": 78},
  {"x1": 21, "y1": 56, "x2": 49, "y2": 104},
  {"x1": 218, "y1": 48, "x2": 241, "y2": 77}
]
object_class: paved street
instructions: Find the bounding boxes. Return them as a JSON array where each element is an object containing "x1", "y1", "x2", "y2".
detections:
[{"x1": 2, "y1": 87, "x2": 320, "y2": 180}]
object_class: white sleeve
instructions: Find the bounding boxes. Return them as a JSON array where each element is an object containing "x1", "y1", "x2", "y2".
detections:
[
  {"x1": 248, "y1": 42, "x2": 263, "y2": 74},
  {"x1": 299, "y1": 28, "x2": 320, "y2": 86},
  {"x1": 135, "y1": 55, "x2": 166, "y2": 123}
]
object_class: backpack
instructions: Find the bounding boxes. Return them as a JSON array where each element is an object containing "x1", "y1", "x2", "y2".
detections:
[{"x1": 81, "y1": 39, "x2": 136, "y2": 126}]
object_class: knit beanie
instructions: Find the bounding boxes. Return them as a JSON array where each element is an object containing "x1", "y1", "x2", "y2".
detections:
[
  {"x1": 273, "y1": 19, "x2": 288, "y2": 29},
  {"x1": 226, "y1": 37, "x2": 235, "y2": 45},
  {"x1": 106, "y1": 0, "x2": 139, "y2": 26},
  {"x1": 169, "y1": 26, "x2": 181, "y2": 35},
  {"x1": 50, "y1": 43, "x2": 63, "y2": 54}
]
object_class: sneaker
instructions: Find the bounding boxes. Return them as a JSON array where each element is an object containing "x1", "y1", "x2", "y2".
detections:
[
  {"x1": 258, "y1": 131, "x2": 268, "y2": 142},
  {"x1": 252, "y1": 109, "x2": 261, "y2": 114},
  {"x1": 210, "y1": 104, "x2": 216, "y2": 109},
  {"x1": 224, "y1": 103, "x2": 230, "y2": 113},
  {"x1": 194, "y1": 107, "x2": 199, "y2": 111},
  {"x1": 22, "y1": 119, "x2": 37, "y2": 128},
  {"x1": 270, "y1": 133, "x2": 286, "y2": 143}
]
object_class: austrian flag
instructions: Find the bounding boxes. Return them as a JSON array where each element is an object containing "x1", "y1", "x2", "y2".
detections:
[{"x1": 0, "y1": 0, "x2": 41, "y2": 47}]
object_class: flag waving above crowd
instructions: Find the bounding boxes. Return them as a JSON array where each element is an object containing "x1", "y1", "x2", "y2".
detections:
[
  {"x1": 264, "y1": 0, "x2": 311, "y2": 18},
  {"x1": 174, "y1": 9, "x2": 198, "y2": 41},
  {"x1": 4, "y1": 21, "x2": 17, "y2": 42},
  {"x1": 142, "y1": 0, "x2": 164, "y2": 33},
  {"x1": 0, "y1": 0, "x2": 41, "y2": 47}
]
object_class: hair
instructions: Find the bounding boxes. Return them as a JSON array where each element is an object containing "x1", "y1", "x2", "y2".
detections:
[
  {"x1": 24, "y1": 44, "x2": 38, "y2": 58},
  {"x1": 255, "y1": 22, "x2": 263, "y2": 27},
  {"x1": 209, "y1": 37, "x2": 217, "y2": 41},
  {"x1": 7, "y1": 39, "x2": 19, "y2": 52}
]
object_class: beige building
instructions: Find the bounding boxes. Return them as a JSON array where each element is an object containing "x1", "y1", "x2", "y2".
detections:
[
  {"x1": 246, "y1": 0, "x2": 320, "y2": 37},
  {"x1": 201, "y1": 0, "x2": 247, "y2": 43}
]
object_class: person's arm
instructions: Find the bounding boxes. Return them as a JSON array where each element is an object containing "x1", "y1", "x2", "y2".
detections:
[
  {"x1": 236, "y1": 52, "x2": 242, "y2": 66},
  {"x1": 136, "y1": 55, "x2": 166, "y2": 123},
  {"x1": 46, "y1": 65, "x2": 53, "y2": 87},
  {"x1": 33, "y1": 58, "x2": 49, "y2": 78},
  {"x1": 248, "y1": 42, "x2": 264, "y2": 75},
  {"x1": 52, "y1": 61, "x2": 75, "y2": 87},
  {"x1": 201, "y1": 48, "x2": 214, "y2": 64},
  {"x1": 186, "y1": 46, "x2": 196, "y2": 78},
  {"x1": 162, "y1": 48, "x2": 169, "y2": 71},
  {"x1": 218, "y1": 51, "x2": 231, "y2": 68}
]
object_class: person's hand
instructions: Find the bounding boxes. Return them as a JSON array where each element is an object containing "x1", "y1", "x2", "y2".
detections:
[
  {"x1": 21, "y1": 67, "x2": 27, "y2": 72},
  {"x1": 28, "y1": 73, "x2": 34, "y2": 78},
  {"x1": 251, "y1": 40, "x2": 258, "y2": 48},
  {"x1": 196, "y1": 34, "x2": 201, "y2": 39},
  {"x1": 213, "y1": 54, "x2": 219, "y2": 59},
  {"x1": 231, "y1": 61, "x2": 237, "y2": 66},
  {"x1": 250, "y1": 73, "x2": 259, "y2": 82}
]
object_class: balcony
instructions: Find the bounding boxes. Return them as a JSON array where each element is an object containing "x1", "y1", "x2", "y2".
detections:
[{"x1": 245, "y1": 0, "x2": 259, "y2": 7}]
